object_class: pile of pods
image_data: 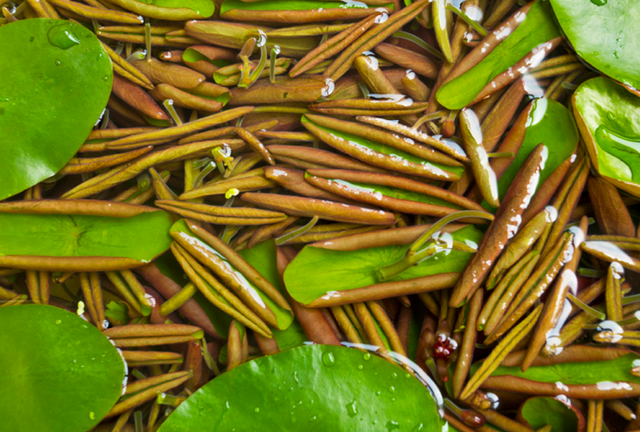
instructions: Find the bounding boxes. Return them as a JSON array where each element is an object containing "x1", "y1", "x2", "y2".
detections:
[{"x1": 3, "y1": 0, "x2": 640, "y2": 430}]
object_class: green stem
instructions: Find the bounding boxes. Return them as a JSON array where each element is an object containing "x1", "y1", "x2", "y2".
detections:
[
  {"x1": 567, "y1": 292, "x2": 606, "y2": 320},
  {"x1": 276, "y1": 215, "x2": 320, "y2": 245},
  {"x1": 445, "y1": 4, "x2": 488, "y2": 37},
  {"x1": 377, "y1": 210, "x2": 491, "y2": 281}
]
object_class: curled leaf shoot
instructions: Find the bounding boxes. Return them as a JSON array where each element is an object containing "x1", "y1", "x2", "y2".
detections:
[
  {"x1": 239, "y1": 32, "x2": 268, "y2": 89},
  {"x1": 211, "y1": 146, "x2": 234, "y2": 176},
  {"x1": 269, "y1": 45, "x2": 280, "y2": 83},
  {"x1": 162, "y1": 99, "x2": 182, "y2": 126},
  {"x1": 376, "y1": 210, "x2": 492, "y2": 281},
  {"x1": 445, "y1": 4, "x2": 488, "y2": 37},
  {"x1": 136, "y1": 172, "x2": 151, "y2": 191},
  {"x1": 413, "y1": 111, "x2": 447, "y2": 130},
  {"x1": 566, "y1": 292, "x2": 606, "y2": 321},
  {"x1": 276, "y1": 215, "x2": 319, "y2": 245}
]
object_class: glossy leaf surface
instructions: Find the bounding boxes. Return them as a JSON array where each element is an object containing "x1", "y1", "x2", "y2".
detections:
[
  {"x1": 519, "y1": 397, "x2": 580, "y2": 432},
  {"x1": 158, "y1": 344, "x2": 442, "y2": 431},
  {"x1": 573, "y1": 77, "x2": 640, "y2": 197},
  {"x1": 0, "y1": 19, "x2": 112, "y2": 200},
  {"x1": 489, "y1": 98, "x2": 578, "y2": 208},
  {"x1": 0, "y1": 305, "x2": 125, "y2": 432},
  {"x1": 550, "y1": 0, "x2": 640, "y2": 90},
  {"x1": 436, "y1": 0, "x2": 560, "y2": 109},
  {"x1": 0, "y1": 210, "x2": 172, "y2": 262},
  {"x1": 284, "y1": 225, "x2": 482, "y2": 304}
]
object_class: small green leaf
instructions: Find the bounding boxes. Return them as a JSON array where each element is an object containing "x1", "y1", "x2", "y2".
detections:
[
  {"x1": 573, "y1": 76, "x2": 640, "y2": 197},
  {"x1": 0, "y1": 210, "x2": 172, "y2": 263},
  {"x1": 518, "y1": 397, "x2": 581, "y2": 432},
  {"x1": 158, "y1": 344, "x2": 442, "y2": 432},
  {"x1": 240, "y1": 240, "x2": 306, "y2": 350},
  {"x1": 436, "y1": 0, "x2": 560, "y2": 110},
  {"x1": 105, "y1": 301, "x2": 131, "y2": 325},
  {"x1": 284, "y1": 225, "x2": 482, "y2": 305},
  {"x1": 550, "y1": 0, "x2": 640, "y2": 90},
  {"x1": 485, "y1": 98, "x2": 578, "y2": 210},
  {"x1": 0, "y1": 304, "x2": 125, "y2": 432},
  {"x1": 0, "y1": 19, "x2": 112, "y2": 200}
]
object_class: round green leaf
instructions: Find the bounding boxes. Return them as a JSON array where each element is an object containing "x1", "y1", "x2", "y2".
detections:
[
  {"x1": 158, "y1": 344, "x2": 443, "y2": 431},
  {"x1": 518, "y1": 397, "x2": 582, "y2": 432},
  {"x1": 572, "y1": 77, "x2": 640, "y2": 197},
  {"x1": 0, "y1": 19, "x2": 112, "y2": 200},
  {"x1": 550, "y1": 0, "x2": 640, "y2": 91},
  {"x1": 0, "y1": 304, "x2": 125, "y2": 432}
]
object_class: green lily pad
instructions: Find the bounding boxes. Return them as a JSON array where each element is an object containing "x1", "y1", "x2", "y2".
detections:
[
  {"x1": 0, "y1": 304, "x2": 125, "y2": 432},
  {"x1": 485, "y1": 98, "x2": 578, "y2": 210},
  {"x1": 436, "y1": 0, "x2": 560, "y2": 110},
  {"x1": 240, "y1": 240, "x2": 307, "y2": 350},
  {"x1": 0, "y1": 19, "x2": 112, "y2": 200},
  {"x1": 518, "y1": 397, "x2": 582, "y2": 432},
  {"x1": 572, "y1": 76, "x2": 640, "y2": 198},
  {"x1": 0, "y1": 208, "x2": 172, "y2": 264},
  {"x1": 550, "y1": 0, "x2": 640, "y2": 91},
  {"x1": 157, "y1": 344, "x2": 443, "y2": 431},
  {"x1": 284, "y1": 225, "x2": 482, "y2": 305}
]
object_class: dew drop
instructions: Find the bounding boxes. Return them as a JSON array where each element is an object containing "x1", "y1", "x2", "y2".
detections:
[
  {"x1": 386, "y1": 420, "x2": 400, "y2": 431},
  {"x1": 47, "y1": 23, "x2": 81, "y2": 50},
  {"x1": 389, "y1": 386, "x2": 396, "y2": 393},
  {"x1": 102, "y1": 75, "x2": 109, "y2": 81},
  {"x1": 357, "y1": 364, "x2": 364, "y2": 370},
  {"x1": 55, "y1": 59, "x2": 61, "y2": 66},
  {"x1": 55, "y1": 319, "x2": 62, "y2": 325},
  {"x1": 89, "y1": 412, "x2": 95, "y2": 420},
  {"x1": 254, "y1": 407, "x2": 260, "y2": 413},
  {"x1": 322, "y1": 352, "x2": 335, "y2": 367},
  {"x1": 363, "y1": 353, "x2": 371, "y2": 361},
  {"x1": 346, "y1": 400, "x2": 358, "y2": 417},
  {"x1": 590, "y1": 0, "x2": 607, "y2": 5}
]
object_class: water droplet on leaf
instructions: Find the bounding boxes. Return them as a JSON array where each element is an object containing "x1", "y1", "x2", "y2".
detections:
[
  {"x1": 47, "y1": 23, "x2": 81, "y2": 50},
  {"x1": 322, "y1": 352, "x2": 335, "y2": 367}
]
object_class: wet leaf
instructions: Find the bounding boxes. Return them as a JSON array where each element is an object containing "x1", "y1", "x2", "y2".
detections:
[
  {"x1": 0, "y1": 19, "x2": 112, "y2": 200},
  {"x1": 518, "y1": 397, "x2": 581, "y2": 432},
  {"x1": 436, "y1": 0, "x2": 560, "y2": 110},
  {"x1": 0, "y1": 205, "x2": 172, "y2": 267},
  {"x1": 573, "y1": 76, "x2": 640, "y2": 198},
  {"x1": 489, "y1": 98, "x2": 578, "y2": 208},
  {"x1": 284, "y1": 225, "x2": 482, "y2": 305},
  {"x1": 157, "y1": 344, "x2": 442, "y2": 431},
  {"x1": 0, "y1": 304, "x2": 125, "y2": 432},
  {"x1": 550, "y1": 0, "x2": 640, "y2": 90}
]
